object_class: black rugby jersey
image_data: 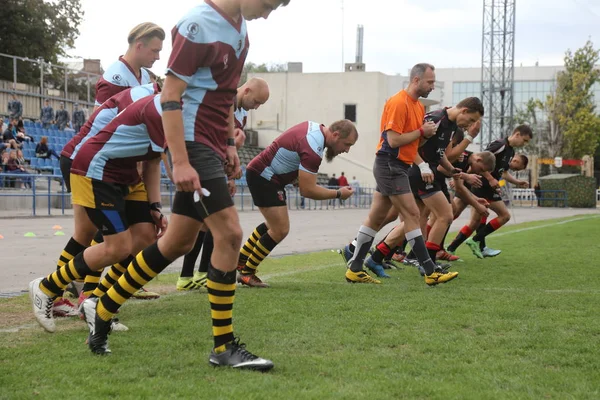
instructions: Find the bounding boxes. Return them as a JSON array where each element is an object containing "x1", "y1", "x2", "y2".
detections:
[
  {"x1": 485, "y1": 138, "x2": 514, "y2": 179},
  {"x1": 419, "y1": 108, "x2": 460, "y2": 168}
]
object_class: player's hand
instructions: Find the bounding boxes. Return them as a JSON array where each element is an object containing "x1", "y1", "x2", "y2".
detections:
[
  {"x1": 225, "y1": 146, "x2": 241, "y2": 179},
  {"x1": 421, "y1": 121, "x2": 438, "y2": 139},
  {"x1": 464, "y1": 174, "x2": 483, "y2": 188},
  {"x1": 475, "y1": 203, "x2": 489, "y2": 217},
  {"x1": 467, "y1": 120, "x2": 481, "y2": 138},
  {"x1": 150, "y1": 209, "x2": 168, "y2": 239},
  {"x1": 448, "y1": 179, "x2": 456, "y2": 189},
  {"x1": 517, "y1": 180, "x2": 529, "y2": 188},
  {"x1": 418, "y1": 162, "x2": 434, "y2": 183},
  {"x1": 339, "y1": 186, "x2": 354, "y2": 200},
  {"x1": 489, "y1": 178, "x2": 500, "y2": 189},
  {"x1": 172, "y1": 162, "x2": 201, "y2": 192},
  {"x1": 227, "y1": 179, "x2": 237, "y2": 197},
  {"x1": 476, "y1": 197, "x2": 489, "y2": 207}
]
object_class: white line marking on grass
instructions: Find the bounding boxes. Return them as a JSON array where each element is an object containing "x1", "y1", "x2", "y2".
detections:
[{"x1": 491, "y1": 215, "x2": 600, "y2": 239}]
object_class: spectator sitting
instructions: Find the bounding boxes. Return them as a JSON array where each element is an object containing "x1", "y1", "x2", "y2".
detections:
[
  {"x1": 35, "y1": 136, "x2": 60, "y2": 160},
  {"x1": 5, "y1": 150, "x2": 31, "y2": 188},
  {"x1": 3, "y1": 120, "x2": 24, "y2": 149},
  {"x1": 1, "y1": 151, "x2": 9, "y2": 172}
]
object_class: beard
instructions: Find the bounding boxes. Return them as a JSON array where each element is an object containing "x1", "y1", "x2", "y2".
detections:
[{"x1": 325, "y1": 146, "x2": 336, "y2": 162}]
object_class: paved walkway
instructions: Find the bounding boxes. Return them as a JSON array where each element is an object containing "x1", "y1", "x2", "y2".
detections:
[{"x1": 0, "y1": 207, "x2": 598, "y2": 294}]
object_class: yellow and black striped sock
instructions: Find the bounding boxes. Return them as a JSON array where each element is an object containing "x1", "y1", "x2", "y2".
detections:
[
  {"x1": 40, "y1": 252, "x2": 93, "y2": 297},
  {"x1": 238, "y1": 223, "x2": 268, "y2": 267},
  {"x1": 242, "y1": 232, "x2": 279, "y2": 275},
  {"x1": 56, "y1": 237, "x2": 87, "y2": 271},
  {"x1": 90, "y1": 256, "x2": 132, "y2": 298},
  {"x1": 77, "y1": 231, "x2": 104, "y2": 291},
  {"x1": 207, "y1": 265, "x2": 236, "y2": 353},
  {"x1": 82, "y1": 270, "x2": 103, "y2": 297},
  {"x1": 97, "y1": 243, "x2": 170, "y2": 322}
]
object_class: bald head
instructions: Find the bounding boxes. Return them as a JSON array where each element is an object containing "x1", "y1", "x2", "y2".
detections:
[{"x1": 238, "y1": 78, "x2": 270, "y2": 111}]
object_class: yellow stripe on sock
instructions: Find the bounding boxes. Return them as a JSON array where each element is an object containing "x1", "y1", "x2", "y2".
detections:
[
  {"x1": 208, "y1": 294, "x2": 235, "y2": 304},
  {"x1": 256, "y1": 242, "x2": 271, "y2": 256},
  {"x1": 129, "y1": 268, "x2": 149, "y2": 287},
  {"x1": 239, "y1": 247, "x2": 252, "y2": 258},
  {"x1": 105, "y1": 287, "x2": 126, "y2": 306},
  {"x1": 212, "y1": 325, "x2": 233, "y2": 337},
  {"x1": 85, "y1": 275, "x2": 101, "y2": 284},
  {"x1": 39, "y1": 282, "x2": 55, "y2": 297},
  {"x1": 96, "y1": 301, "x2": 114, "y2": 322},
  {"x1": 135, "y1": 254, "x2": 156, "y2": 278},
  {"x1": 211, "y1": 310, "x2": 233, "y2": 320},
  {"x1": 67, "y1": 262, "x2": 83, "y2": 280},
  {"x1": 206, "y1": 281, "x2": 235, "y2": 292},
  {"x1": 214, "y1": 344, "x2": 227, "y2": 354},
  {"x1": 118, "y1": 278, "x2": 139, "y2": 296}
]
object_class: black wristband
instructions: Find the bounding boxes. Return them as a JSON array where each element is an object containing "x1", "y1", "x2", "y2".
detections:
[
  {"x1": 149, "y1": 202, "x2": 162, "y2": 212},
  {"x1": 161, "y1": 101, "x2": 182, "y2": 111},
  {"x1": 227, "y1": 137, "x2": 235, "y2": 147},
  {"x1": 336, "y1": 189, "x2": 342, "y2": 199}
]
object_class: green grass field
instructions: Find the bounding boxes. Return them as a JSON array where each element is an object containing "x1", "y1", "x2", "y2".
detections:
[{"x1": 1, "y1": 215, "x2": 599, "y2": 400}]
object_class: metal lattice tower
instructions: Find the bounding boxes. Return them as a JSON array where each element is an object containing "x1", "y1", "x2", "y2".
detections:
[{"x1": 480, "y1": 0, "x2": 516, "y2": 149}]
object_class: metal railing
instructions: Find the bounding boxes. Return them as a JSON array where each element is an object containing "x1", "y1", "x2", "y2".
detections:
[{"x1": 0, "y1": 174, "x2": 375, "y2": 216}]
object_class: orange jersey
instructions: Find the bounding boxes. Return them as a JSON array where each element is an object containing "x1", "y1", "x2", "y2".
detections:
[{"x1": 376, "y1": 90, "x2": 425, "y2": 165}]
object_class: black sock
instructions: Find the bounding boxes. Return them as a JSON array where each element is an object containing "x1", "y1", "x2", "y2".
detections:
[
  {"x1": 371, "y1": 241, "x2": 391, "y2": 264},
  {"x1": 198, "y1": 230, "x2": 214, "y2": 273},
  {"x1": 181, "y1": 231, "x2": 206, "y2": 278},
  {"x1": 349, "y1": 226, "x2": 376, "y2": 272},
  {"x1": 406, "y1": 229, "x2": 436, "y2": 275}
]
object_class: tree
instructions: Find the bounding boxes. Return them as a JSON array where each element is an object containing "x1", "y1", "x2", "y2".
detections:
[
  {"x1": 514, "y1": 41, "x2": 600, "y2": 160},
  {"x1": 0, "y1": 0, "x2": 84, "y2": 85},
  {"x1": 240, "y1": 62, "x2": 287, "y2": 84}
]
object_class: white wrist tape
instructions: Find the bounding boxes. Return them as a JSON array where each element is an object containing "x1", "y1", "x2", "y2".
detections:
[
  {"x1": 418, "y1": 162, "x2": 432, "y2": 175},
  {"x1": 465, "y1": 135, "x2": 474, "y2": 143}
]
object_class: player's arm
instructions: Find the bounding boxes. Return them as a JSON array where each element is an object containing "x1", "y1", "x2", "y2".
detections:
[
  {"x1": 225, "y1": 105, "x2": 241, "y2": 179},
  {"x1": 385, "y1": 103, "x2": 437, "y2": 148},
  {"x1": 414, "y1": 152, "x2": 434, "y2": 184},
  {"x1": 439, "y1": 154, "x2": 459, "y2": 176},
  {"x1": 161, "y1": 74, "x2": 201, "y2": 192},
  {"x1": 298, "y1": 170, "x2": 352, "y2": 200},
  {"x1": 453, "y1": 176, "x2": 489, "y2": 216},
  {"x1": 502, "y1": 170, "x2": 528, "y2": 187},
  {"x1": 160, "y1": 153, "x2": 174, "y2": 182},
  {"x1": 481, "y1": 170, "x2": 499, "y2": 188}
]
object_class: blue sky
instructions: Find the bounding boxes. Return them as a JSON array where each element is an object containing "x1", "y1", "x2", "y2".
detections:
[{"x1": 70, "y1": 0, "x2": 600, "y2": 76}]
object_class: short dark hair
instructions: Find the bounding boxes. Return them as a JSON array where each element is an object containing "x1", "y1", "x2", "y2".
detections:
[
  {"x1": 514, "y1": 124, "x2": 533, "y2": 138},
  {"x1": 410, "y1": 63, "x2": 435, "y2": 81},
  {"x1": 329, "y1": 119, "x2": 358, "y2": 140},
  {"x1": 456, "y1": 97, "x2": 485, "y2": 116},
  {"x1": 516, "y1": 154, "x2": 529, "y2": 168}
]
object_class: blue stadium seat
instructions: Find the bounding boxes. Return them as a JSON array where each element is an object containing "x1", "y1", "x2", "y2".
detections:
[
  {"x1": 53, "y1": 167, "x2": 61, "y2": 176},
  {"x1": 29, "y1": 158, "x2": 39, "y2": 168},
  {"x1": 52, "y1": 159, "x2": 59, "y2": 168}
]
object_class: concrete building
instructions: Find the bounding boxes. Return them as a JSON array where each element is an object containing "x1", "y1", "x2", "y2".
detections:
[{"x1": 248, "y1": 64, "x2": 600, "y2": 187}]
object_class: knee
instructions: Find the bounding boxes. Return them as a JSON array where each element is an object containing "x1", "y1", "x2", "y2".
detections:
[
  {"x1": 104, "y1": 237, "x2": 132, "y2": 262},
  {"x1": 499, "y1": 213, "x2": 510, "y2": 224},
  {"x1": 269, "y1": 224, "x2": 289, "y2": 243},
  {"x1": 438, "y1": 211, "x2": 453, "y2": 227},
  {"x1": 217, "y1": 223, "x2": 243, "y2": 250},
  {"x1": 403, "y1": 205, "x2": 420, "y2": 223},
  {"x1": 132, "y1": 227, "x2": 157, "y2": 253}
]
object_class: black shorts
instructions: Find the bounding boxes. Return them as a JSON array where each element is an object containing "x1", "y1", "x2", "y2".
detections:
[
  {"x1": 246, "y1": 169, "x2": 287, "y2": 208},
  {"x1": 471, "y1": 180, "x2": 502, "y2": 202},
  {"x1": 70, "y1": 174, "x2": 153, "y2": 235},
  {"x1": 409, "y1": 166, "x2": 450, "y2": 202},
  {"x1": 59, "y1": 155, "x2": 72, "y2": 192},
  {"x1": 373, "y1": 155, "x2": 412, "y2": 196},
  {"x1": 169, "y1": 142, "x2": 234, "y2": 222}
]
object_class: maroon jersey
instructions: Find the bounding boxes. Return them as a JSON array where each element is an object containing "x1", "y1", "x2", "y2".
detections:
[
  {"x1": 166, "y1": 0, "x2": 249, "y2": 160},
  {"x1": 62, "y1": 83, "x2": 159, "y2": 160},
  {"x1": 71, "y1": 95, "x2": 165, "y2": 185},
  {"x1": 94, "y1": 56, "x2": 152, "y2": 106},
  {"x1": 248, "y1": 121, "x2": 325, "y2": 186}
]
